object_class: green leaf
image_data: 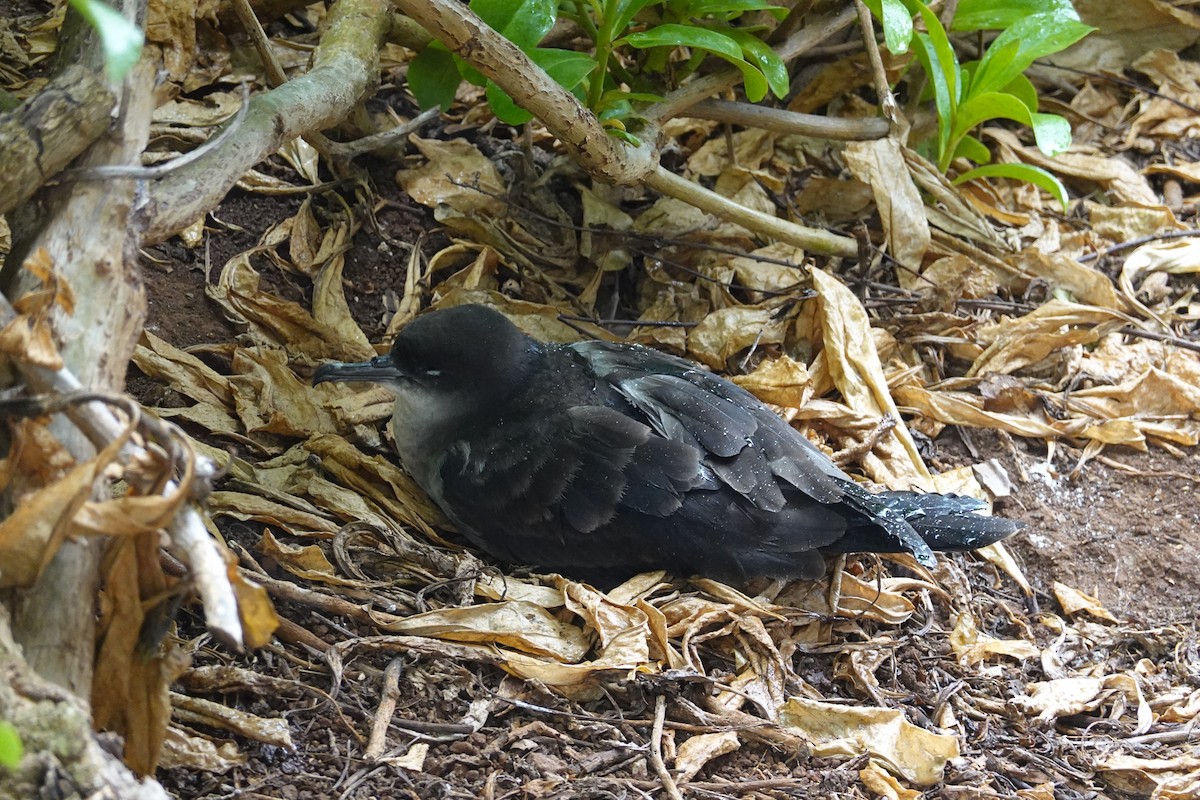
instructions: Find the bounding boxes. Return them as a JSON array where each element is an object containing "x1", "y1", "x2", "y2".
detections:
[
  {"x1": 725, "y1": 29, "x2": 789, "y2": 98},
  {"x1": 968, "y1": 37, "x2": 1020, "y2": 97},
  {"x1": 911, "y1": 31, "x2": 954, "y2": 162},
  {"x1": 485, "y1": 82, "x2": 533, "y2": 125},
  {"x1": 68, "y1": 0, "x2": 142, "y2": 81},
  {"x1": 471, "y1": 0, "x2": 556, "y2": 49},
  {"x1": 595, "y1": 89, "x2": 662, "y2": 114},
  {"x1": 620, "y1": 24, "x2": 744, "y2": 61},
  {"x1": 953, "y1": 0, "x2": 1080, "y2": 32},
  {"x1": 607, "y1": 127, "x2": 643, "y2": 146},
  {"x1": 408, "y1": 43, "x2": 461, "y2": 111},
  {"x1": 970, "y1": 13, "x2": 1094, "y2": 97},
  {"x1": 531, "y1": 48, "x2": 596, "y2": 92},
  {"x1": 454, "y1": 54, "x2": 487, "y2": 87},
  {"x1": 951, "y1": 90, "x2": 1035, "y2": 144},
  {"x1": 952, "y1": 134, "x2": 991, "y2": 165},
  {"x1": 686, "y1": 0, "x2": 788, "y2": 18},
  {"x1": 0, "y1": 722, "x2": 21, "y2": 769},
  {"x1": 725, "y1": 55, "x2": 768, "y2": 101},
  {"x1": 903, "y1": 0, "x2": 959, "y2": 107},
  {"x1": 953, "y1": 162, "x2": 1069, "y2": 210},
  {"x1": 1030, "y1": 112, "x2": 1072, "y2": 156},
  {"x1": 1001, "y1": 72, "x2": 1038, "y2": 113},
  {"x1": 879, "y1": 0, "x2": 914, "y2": 54},
  {"x1": 606, "y1": 0, "x2": 657, "y2": 42}
]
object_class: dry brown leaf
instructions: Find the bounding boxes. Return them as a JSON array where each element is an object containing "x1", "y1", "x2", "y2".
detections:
[
  {"x1": 311, "y1": 254, "x2": 374, "y2": 356},
  {"x1": 257, "y1": 529, "x2": 342, "y2": 583},
  {"x1": 975, "y1": 542, "x2": 1032, "y2": 597},
  {"x1": 476, "y1": 573, "x2": 566, "y2": 608},
  {"x1": 134, "y1": 331, "x2": 233, "y2": 407},
  {"x1": 985, "y1": 128, "x2": 1158, "y2": 205},
  {"x1": 949, "y1": 611, "x2": 1039, "y2": 665},
  {"x1": 0, "y1": 249, "x2": 73, "y2": 369},
  {"x1": 732, "y1": 354, "x2": 813, "y2": 410},
  {"x1": 158, "y1": 725, "x2": 246, "y2": 773},
  {"x1": 1014, "y1": 674, "x2": 1151, "y2": 733},
  {"x1": 1160, "y1": 689, "x2": 1200, "y2": 723},
  {"x1": 579, "y1": 185, "x2": 633, "y2": 274},
  {"x1": 1097, "y1": 753, "x2": 1200, "y2": 797},
  {"x1": 860, "y1": 760, "x2": 922, "y2": 800},
  {"x1": 772, "y1": 572, "x2": 918, "y2": 624},
  {"x1": 305, "y1": 434, "x2": 444, "y2": 535},
  {"x1": 560, "y1": 579, "x2": 652, "y2": 652},
  {"x1": 383, "y1": 742, "x2": 429, "y2": 771},
  {"x1": 92, "y1": 535, "x2": 190, "y2": 775},
  {"x1": 1089, "y1": 202, "x2": 1181, "y2": 242},
  {"x1": 844, "y1": 139, "x2": 929, "y2": 288},
  {"x1": 1119, "y1": 237, "x2": 1200, "y2": 322},
  {"x1": 229, "y1": 347, "x2": 341, "y2": 439},
  {"x1": 0, "y1": 415, "x2": 129, "y2": 587},
  {"x1": 807, "y1": 269, "x2": 931, "y2": 488},
  {"x1": 230, "y1": 568, "x2": 280, "y2": 650},
  {"x1": 917, "y1": 255, "x2": 1001, "y2": 312},
  {"x1": 968, "y1": 299, "x2": 1130, "y2": 377},
  {"x1": 1053, "y1": 581, "x2": 1118, "y2": 622},
  {"x1": 208, "y1": 491, "x2": 339, "y2": 535},
  {"x1": 497, "y1": 626, "x2": 654, "y2": 691},
  {"x1": 792, "y1": 175, "x2": 874, "y2": 221},
  {"x1": 687, "y1": 128, "x2": 775, "y2": 176},
  {"x1": 686, "y1": 306, "x2": 786, "y2": 370},
  {"x1": 726, "y1": 243, "x2": 806, "y2": 299},
  {"x1": 396, "y1": 136, "x2": 507, "y2": 216},
  {"x1": 778, "y1": 696, "x2": 959, "y2": 786},
  {"x1": 674, "y1": 731, "x2": 740, "y2": 782},
  {"x1": 1013, "y1": 250, "x2": 1127, "y2": 310},
  {"x1": 209, "y1": 256, "x2": 375, "y2": 361},
  {"x1": 380, "y1": 600, "x2": 591, "y2": 662}
]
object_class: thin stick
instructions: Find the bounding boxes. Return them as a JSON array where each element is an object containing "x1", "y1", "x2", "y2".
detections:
[
  {"x1": 364, "y1": 657, "x2": 406, "y2": 760},
  {"x1": 650, "y1": 695, "x2": 684, "y2": 800}
]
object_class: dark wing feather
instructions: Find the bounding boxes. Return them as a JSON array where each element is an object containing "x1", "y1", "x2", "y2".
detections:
[
  {"x1": 435, "y1": 402, "x2": 706, "y2": 567},
  {"x1": 575, "y1": 341, "x2": 849, "y2": 505}
]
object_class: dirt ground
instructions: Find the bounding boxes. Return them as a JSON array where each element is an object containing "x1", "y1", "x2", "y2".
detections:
[{"x1": 133, "y1": 183, "x2": 1200, "y2": 799}]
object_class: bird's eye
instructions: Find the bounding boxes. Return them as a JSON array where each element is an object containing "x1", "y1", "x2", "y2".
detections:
[{"x1": 422, "y1": 369, "x2": 442, "y2": 378}]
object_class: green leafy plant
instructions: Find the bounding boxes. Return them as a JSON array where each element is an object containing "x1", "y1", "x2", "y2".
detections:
[
  {"x1": 868, "y1": 0, "x2": 1094, "y2": 208},
  {"x1": 0, "y1": 721, "x2": 22, "y2": 769},
  {"x1": 408, "y1": 0, "x2": 789, "y2": 135}
]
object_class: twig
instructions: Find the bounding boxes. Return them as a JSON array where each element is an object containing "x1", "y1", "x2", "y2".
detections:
[
  {"x1": 327, "y1": 107, "x2": 441, "y2": 162},
  {"x1": 1077, "y1": 229, "x2": 1200, "y2": 263},
  {"x1": 684, "y1": 99, "x2": 889, "y2": 140},
  {"x1": 229, "y1": 0, "x2": 287, "y2": 86},
  {"x1": 1118, "y1": 325, "x2": 1200, "y2": 355},
  {"x1": 364, "y1": 657, "x2": 405, "y2": 760},
  {"x1": 650, "y1": 695, "x2": 684, "y2": 800},
  {"x1": 853, "y1": 0, "x2": 901, "y2": 125},
  {"x1": 645, "y1": 165, "x2": 857, "y2": 257}
]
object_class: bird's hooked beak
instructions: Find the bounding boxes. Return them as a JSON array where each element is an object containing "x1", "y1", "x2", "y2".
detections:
[{"x1": 313, "y1": 354, "x2": 404, "y2": 386}]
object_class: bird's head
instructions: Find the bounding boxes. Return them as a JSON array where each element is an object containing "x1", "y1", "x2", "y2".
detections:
[{"x1": 313, "y1": 304, "x2": 539, "y2": 413}]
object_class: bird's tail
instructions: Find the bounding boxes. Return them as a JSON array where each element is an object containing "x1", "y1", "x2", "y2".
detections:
[{"x1": 830, "y1": 482, "x2": 1023, "y2": 567}]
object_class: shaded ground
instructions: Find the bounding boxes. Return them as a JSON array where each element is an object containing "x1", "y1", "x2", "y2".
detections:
[{"x1": 136, "y1": 184, "x2": 1200, "y2": 799}]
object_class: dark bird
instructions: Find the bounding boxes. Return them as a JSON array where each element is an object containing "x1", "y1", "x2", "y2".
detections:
[{"x1": 313, "y1": 304, "x2": 1021, "y2": 584}]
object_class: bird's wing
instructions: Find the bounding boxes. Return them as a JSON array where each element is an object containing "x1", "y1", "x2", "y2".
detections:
[
  {"x1": 574, "y1": 341, "x2": 850, "y2": 509},
  {"x1": 436, "y1": 403, "x2": 705, "y2": 542}
]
